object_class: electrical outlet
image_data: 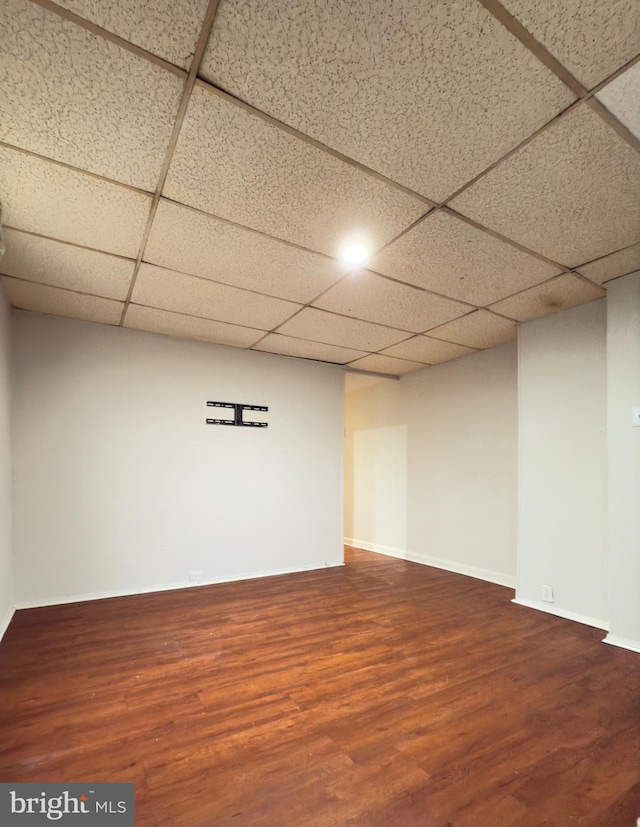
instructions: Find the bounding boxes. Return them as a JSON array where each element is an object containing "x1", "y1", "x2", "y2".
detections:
[
  {"x1": 541, "y1": 584, "x2": 554, "y2": 603},
  {"x1": 190, "y1": 570, "x2": 203, "y2": 582}
]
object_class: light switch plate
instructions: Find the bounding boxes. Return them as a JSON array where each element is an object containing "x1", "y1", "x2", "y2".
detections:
[{"x1": 632, "y1": 407, "x2": 640, "y2": 427}]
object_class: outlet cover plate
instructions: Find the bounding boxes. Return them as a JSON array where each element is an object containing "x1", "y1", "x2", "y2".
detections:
[{"x1": 541, "y1": 584, "x2": 554, "y2": 603}]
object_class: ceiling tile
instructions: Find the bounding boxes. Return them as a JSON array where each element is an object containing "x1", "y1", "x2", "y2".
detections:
[
  {"x1": 201, "y1": 0, "x2": 573, "y2": 202},
  {"x1": 347, "y1": 353, "x2": 424, "y2": 376},
  {"x1": 164, "y1": 86, "x2": 428, "y2": 257},
  {"x1": 254, "y1": 334, "x2": 367, "y2": 365},
  {"x1": 2, "y1": 277, "x2": 123, "y2": 323},
  {"x1": 131, "y1": 263, "x2": 300, "y2": 330},
  {"x1": 450, "y1": 105, "x2": 640, "y2": 267},
  {"x1": 488, "y1": 273, "x2": 606, "y2": 322},
  {"x1": 145, "y1": 200, "x2": 345, "y2": 303},
  {"x1": 312, "y1": 268, "x2": 471, "y2": 332},
  {"x1": 500, "y1": 0, "x2": 640, "y2": 89},
  {"x1": 54, "y1": 0, "x2": 208, "y2": 69},
  {"x1": 381, "y1": 335, "x2": 476, "y2": 365},
  {"x1": 576, "y1": 243, "x2": 640, "y2": 285},
  {"x1": 0, "y1": 146, "x2": 151, "y2": 257},
  {"x1": 276, "y1": 307, "x2": 409, "y2": 352},
  {"x1": 0, "y1": 228, "x2": 134, "y2": 300},
  {"x1": 0, "y1": 0, "x2": 183, "y2": 190},
  {"x1": 427, "y1": 310, "x2": 516, "y2": 349},
  {"x1": 124, "y1": 304, "x2": 265, "y2": 347},
  {"x1": 369, "y1": 210, "x2": 560, "y2": 305},
  {"x1": 597, "y1": 62, "x2": 640, "y2": 141}
]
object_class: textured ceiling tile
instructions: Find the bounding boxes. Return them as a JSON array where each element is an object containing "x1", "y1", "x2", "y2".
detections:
[
  {"x1": 124, "y1": 304, "x2": 265, "y2": 347},
  {"x1": 0, "y1": 146, "x2": 151, "y2": 257},
  {"x1": 2, "y1": 277, "x2": 123, "y2": 323},
  {"x1": 501, "y1": 0, "x2": 640, "y2": 89},
  {"x1": 312, "y1": 268, "x2": 471, "y2": 332},
  {"x1": 253, "y1": 334, "x2": 367, "y2": 365},
  {"x1": 201, "y1": 0, "x2": 573, "y2": 202},
  {"x1": 0, "y1": 228, "x2": 134, "y2": 300},
  {"x1": 488, "y1": 274, "x2": 606, "y2": 322},
  {"x1": 276, "y1": 308, "x2": 410, "y2": 352},
  {"x1": 131, "y1": 263, "x2": 300, "y2": 330},
  {"x1": 164, "y1": 86, "x2": 428, "y2": 257},
  {"x1": 427, "y1": 310, "x2": 516, "y2": 349},
  {"x1": 450, "y1": 105, "x2": 640, "y2": 267},
  {"x1": 381, "y1": 335, "x2": 476, "y2": 365},
  {"x1": 576, "y1": 243, "x2": 640, "y2": 285},
  {"x1": 145, "y1": 200, "x2": 345, "y2": 303},
  {"x1": 346, "y1": 353, "x2": 424, "y2": 376},
  {"x1": 55, "y1": 0, "x2": 208, "y2": 69},
  {"x1": 369, "y1": 210, "x2": 560, "y2": 305},
  {"x1": 597, "y1": 62, "x2": 640, "y2": 141},
  {"x1": 0, "y1": 0, "x2": 183, "y2": 190}
]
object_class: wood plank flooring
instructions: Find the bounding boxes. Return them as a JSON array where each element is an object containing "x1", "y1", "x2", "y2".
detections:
[{"x1": 1, "y1": 547, "x2": 639, "y2": 826}]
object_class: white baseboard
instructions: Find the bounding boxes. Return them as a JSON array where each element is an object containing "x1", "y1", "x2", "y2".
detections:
[
  {"x1": 512, "y1": 597, "x2": 609, "y2": 631},
  {"x1": 603, "y1": 634, "x2": 640, "y2": 654},
  {"x1": 0, "y1": 605, "x2": 15, "y2": 642},
  {"x1": 14, "y1": 560, "x2": 344, "y2": 610},
  {"x1": 344, "y1": 538, "x2": 516, "y2": 588}
]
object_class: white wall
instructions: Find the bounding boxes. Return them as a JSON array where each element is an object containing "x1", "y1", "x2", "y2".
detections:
[
  {"x1": 605, "y1": 272, "x2": 640, "y2": 652},
  {"x1": 345, "y1": 342, "x2": 518, "y2": 587},
  {"x1": 516, "y1": 299, "x2": 608, "y2": 629},
  {"x1": 12, "y1": 312, "x2": 344, "y2": 607},
  {"x1": 0, "y1": 284, "x2": 13, "y2": 638}
]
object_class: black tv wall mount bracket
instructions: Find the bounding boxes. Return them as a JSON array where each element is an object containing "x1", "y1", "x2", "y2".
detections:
[{"x1": 206, "y1": 401, "x2": 269, "y2": 428}]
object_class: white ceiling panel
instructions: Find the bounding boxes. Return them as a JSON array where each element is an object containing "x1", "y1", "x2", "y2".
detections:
[
  {"x1": 450, "y1": 105, "x2": 640, "y2": 268},
  {"x1": 131, "y1": 263, "x2": 300, "y2": 330},
  {"x1": 2, "y1": 277, "x2": 124, "y2": 324},
  {"x1": 201, "y1": 0, "x2": 573, "y2": 202},
  {"x1": 55, "y1": 0, "x2": 208, "y2": 69},
  {"x1": 164, "y1": 85, "x2": 428, "y2": 257},
  {"x1": 369, "y1": 210, "x2": 560, "y2": 305},
  {"x1": 346, "y1": 354, "x2": 424, "y2": 376},
  {"x1": 0, "y1": 146, "x2": 152, "y2": 257},
  {"x1": 124, "y1": 304, "x2": 265, "y2": 347},
  {"x1": 501, "y1": 0, "x2": 640, "y2": 89},
  {"x1": 488, "y1": 274, "x2": 605, "y2": 322},
  {"x1": 576, "y1": 243, "x2": 640, "y2": 285},
  {"x1": 313, "y1": 269, "x2": 471, "y2": 332},
  {"x1": 145, "y1": 200, "x2": 346, "y2": 303},
  {"x1": 427, "y1": 310, "x2": 517, "y2": 349},
  {"x1": 597, "y1": 62, "x2": 640, "y2": 141},
  {"x1": 0, "y1": 0, "x2": 184, "y2": 190},
  {"x1": 0, "y1": 228, "x2": 134, "y2": 300},
  {"x1": 276, "y1": 308, "x2": 410, "y2": 352},
  {"x1": 253, "y1": 334, "x2": 367, "y2": 365},
  {"x1": 381, "y1": 336, "x2": 476, "y2": 365}
]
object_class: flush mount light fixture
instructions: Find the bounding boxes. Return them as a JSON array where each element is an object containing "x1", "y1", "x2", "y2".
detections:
[
  {"x1": 340, "y1": 240, "x2": 369, "y2": 264},
  {"x1": 340, "y1": 242, "x2": 370, "y2": 265}
]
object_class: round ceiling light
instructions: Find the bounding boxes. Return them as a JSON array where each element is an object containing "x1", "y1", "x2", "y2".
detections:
[{"x1": 340, "y1": 243, "x2": 369, "y2": 265}]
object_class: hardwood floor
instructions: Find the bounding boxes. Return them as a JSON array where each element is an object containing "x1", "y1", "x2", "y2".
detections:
[{"x1": 1, "y1": 547, "x2": 639, "y2": 826}]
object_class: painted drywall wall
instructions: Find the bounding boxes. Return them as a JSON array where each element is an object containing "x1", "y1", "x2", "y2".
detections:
[
  {"x1": 605, "y1": 271, "x2": 640, "y2": 652},
  {"x1": 516, "y1": 299, "x2": 608, "y2": 629},
  {"x1": 12, "y1": 312, "x2": 344, "y2": 607},
  {"x1": 0, "y1": 285, "x2": 13, "y2": 638},
  {"x1": 345, "y1": 341, "x2": 518, "y2": 587}
]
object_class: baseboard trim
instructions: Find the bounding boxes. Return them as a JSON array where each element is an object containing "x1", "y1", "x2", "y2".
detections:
[
  {"x1": 602, "y1": 634, "x2": 640, "y2": 654},
  {"x1": 512, "y1": 597, "x2": 609, "y2": 631},
  {"x1": 0, "y1": 605, "x2": 15, "y2": 642},
  {"x1": 344, "y1": 538, "x2": 516, "y2": 589},
  {"x1": 14, "y1": 560, "x2": 344, "y2": 610}
]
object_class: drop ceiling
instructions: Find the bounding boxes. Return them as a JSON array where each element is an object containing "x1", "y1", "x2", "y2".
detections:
[{"x1": 1, "y1": 0, "x2": 639, "y2": 376}]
